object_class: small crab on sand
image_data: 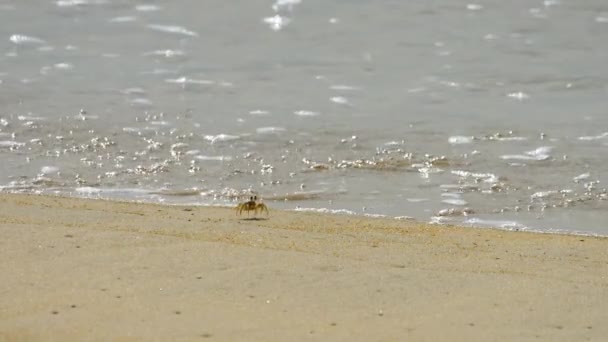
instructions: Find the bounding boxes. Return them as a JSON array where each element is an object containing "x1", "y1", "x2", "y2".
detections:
[{"x1": 235, "y1": 196, "x2": 269, "y2": 217}]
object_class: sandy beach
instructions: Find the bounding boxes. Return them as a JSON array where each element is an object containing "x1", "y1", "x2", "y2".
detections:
[{"x1": 0, "y1": 193, "x2": 607, "y2": 341}]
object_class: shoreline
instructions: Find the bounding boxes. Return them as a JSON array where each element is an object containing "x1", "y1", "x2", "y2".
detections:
[
  {"x1": 1, "y1": 193, "x2": 607, "y2": 341},
  {"x1": 5, "y1": 190, "x2": 606, "y2": 238}
]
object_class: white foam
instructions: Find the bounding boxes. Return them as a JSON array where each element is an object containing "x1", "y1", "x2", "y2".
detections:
[
  {"x1": 146, "y1": 24, "x2": 198, "y2": 37},
  {"x1": 501, "y1": 146, "x2": 552, "y2": 161},
  {"x1": 293, "y1": 207, "x2": 357, "y2": 215},
  {"x1": 136, "y1": 4, "x2": 161, "y2": 11},
  {"x1": 149, "y1": 121, "x2": 169, "y2": 126},
  {"x1": 256, "y1": 126, "x2": 286, "y2": 134},
  {"x1": 18, "y1": 115, "x2": 46, "y2": 121},
  {"x1": 129, "y1": 98, "x2": 153, "y2": 106},
  {"x1": 109, "y1": 16, "x2": 137, "y2": 23},
  {"x1": 543, "y1": 0, "x2": 560, "y2": 7},
  {"x1": 263, "y1": 15, "x2": 290, "y2": 31},
  {"x1": 165, "y1": 77, "x2": 213, "y2": 85},
  {"x1": 294, "y1": 110, "x2": 320, "y2": 117},
  {"x1": 506, "y1": 91, "x2": 530, "y2": 100},
  {"x1": 500, "y1": 154, "x2": 538, "y2": 161},
  {"x1": 54, "y1": 63, "x2": 73, "y2": 70},
  {"x1": 203, "y1": 134, "x2": 240, "y2": 144},
  {"x1": 464, "y1": 218, "x2": 527, "y2": 230},
  {"x1": 330, "y1": 96, "x2": 349, "y2": 105},
  {"x1": 448, "y1": 136, "x2": 473, "y2": 145},
  {"x1": 495, "y1": 136, "x2": 527, "y2": 141},
  {"x1": 73, "y1": 111, "x2": 98, "y2": 120},
  {"x1": 195, "y1": 155, "x2": 232, "y2": 161},
  {"x1": 56, "y1": 0, "x2": 107, "y2": 6},
  {"x1": 249, "y1": 110, "x2": 270, "y2": 115},
  {"x1": 40, "y1": 166, "x2": 59, "y2": 175},
  {"x1": 573, "y1": 173, "x2": 590, "y2": 183},
  {"x1": 394, "y1": 215, "x2": 414, "y2": 220},
  {"x1": 578, "y1": 132, "x2": 608, "y2": 141},
  {"x1": 75, "y1": 187, "x2": 148, "y2": 194},
  {"x1": 144, "y1": 49, "x2": 185, "y2": 57},
  {"x1": 9, "y1": 34, "x2": 45, "y2": 45},
  {"x1": 0, "y1": 140, "x2": 25, "y2": 148},
  {"x1": 329, "y1": 85, "x2": 360, "y2": 91},
  {"x1": 441, "y1": 198, "x2": 468, "y2": 206},
  {"x1": 170, "y1": 143, "x2": 189, "y2": 150},
  {"x1": 272, "y1": 0, "x2": 301, "y2": 12},
  {"x1": 406, "y1": 198, "x2": 429, "y2": 203},
  {"x1": 527, "y1": 146, "x2": 553, "y2": 157},
  {"x1": 451, "y1": 170, "x2": 499, "y2": 183},
  {"x1": 75, "y1": 187, "x2": 101, "y2": 193},
  {"x1": 429, "y1": 216, "x2": 453, "y2": 225},
  {"x1": 531, "y1": 190, "x2": 558, "y2": 200}
]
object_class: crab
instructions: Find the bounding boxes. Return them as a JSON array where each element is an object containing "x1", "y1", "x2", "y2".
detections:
[
  {"x1": 236, "y1": 196, "x2": 269, "y2": 217},
  {"x1": 254, "y1": 199, "x2": 269, "y2": 216}
]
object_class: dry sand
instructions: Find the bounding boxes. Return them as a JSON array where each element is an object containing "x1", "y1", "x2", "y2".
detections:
[{"x1": 0, "y1": 193, "x2": 607, "y2": 341}]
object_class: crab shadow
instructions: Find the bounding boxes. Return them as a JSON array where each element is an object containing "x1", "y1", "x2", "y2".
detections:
[{"x1": 239, "y1": 217, "x2": 269, "y2": 221}]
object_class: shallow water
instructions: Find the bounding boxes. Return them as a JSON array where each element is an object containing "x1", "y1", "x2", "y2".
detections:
[{"x1": 1, "y1": 0, "x2": 607, "y2": 235}]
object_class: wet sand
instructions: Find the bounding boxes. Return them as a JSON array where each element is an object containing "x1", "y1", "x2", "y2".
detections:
[{"x1": 0, "y1": 193, "x2": 607, "y2": 341}]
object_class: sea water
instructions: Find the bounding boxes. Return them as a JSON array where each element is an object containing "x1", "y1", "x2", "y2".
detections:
[{"x1": 1, "y1": 0, "x2": 607, "y2": 235}]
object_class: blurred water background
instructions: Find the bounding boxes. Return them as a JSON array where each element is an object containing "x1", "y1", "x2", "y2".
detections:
[{"x1": 1, "y1": 0, "x2": 607, "y2": 234}]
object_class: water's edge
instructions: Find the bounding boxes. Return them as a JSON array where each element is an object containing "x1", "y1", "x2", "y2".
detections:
[{"x1": 4, "y1": 191, "x2": 604, "y2": 238}]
